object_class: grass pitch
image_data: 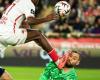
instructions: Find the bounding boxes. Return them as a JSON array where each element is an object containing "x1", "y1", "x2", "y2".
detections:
[{"x1": 4, "y1": 66, "x2": 100, "y2": 80}]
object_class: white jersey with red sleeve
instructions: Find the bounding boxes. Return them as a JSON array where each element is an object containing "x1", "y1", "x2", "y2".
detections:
[{"x1": 0, "y1": 0, "x2": 35, "y2": 31}]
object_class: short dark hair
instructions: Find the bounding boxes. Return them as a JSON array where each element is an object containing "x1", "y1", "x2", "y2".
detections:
[{"x1": 71, "y1": 50, "x2": 81, "y2": 61}]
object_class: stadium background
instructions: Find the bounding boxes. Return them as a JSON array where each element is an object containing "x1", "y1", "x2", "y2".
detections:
[{"x1": 0, "y1": 0, "x2": 100, "y2": 80}]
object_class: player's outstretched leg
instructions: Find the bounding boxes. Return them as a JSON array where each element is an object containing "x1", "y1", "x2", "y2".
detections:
[
  {"x1": 25, "y1": 29, "x2": 69, "y2": 69},
  {"x1": 25, "y1": 29, "x2": 53, "y2": 52},
  {"x1": 25, "y1": 29, "x2": 59, "y2": 62}
]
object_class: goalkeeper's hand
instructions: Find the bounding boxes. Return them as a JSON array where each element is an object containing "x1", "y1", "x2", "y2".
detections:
[{"x1": 56, "y1": 50, "x2": 72, "y2": 69}]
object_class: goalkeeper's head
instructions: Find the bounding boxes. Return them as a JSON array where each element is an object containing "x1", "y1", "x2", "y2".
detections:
[
  {"x1": 58, "y1": 50, "x2": 80, "y2": 69},
  {"x1": 64, "y1": 50, "x2": 80, "y2": 68}
]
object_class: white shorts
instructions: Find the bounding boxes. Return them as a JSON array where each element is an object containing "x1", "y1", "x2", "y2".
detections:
[{"x1": 0, "y1": 28, "x2": 27, "y2": 58}]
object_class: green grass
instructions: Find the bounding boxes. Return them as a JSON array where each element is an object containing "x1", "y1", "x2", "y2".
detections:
[
  {"x1": 4, "y1": 66, "x2": 100, "y2": 80},
  {"x1": 77, "y1": 69, "x2": 100, "y2": 80}
]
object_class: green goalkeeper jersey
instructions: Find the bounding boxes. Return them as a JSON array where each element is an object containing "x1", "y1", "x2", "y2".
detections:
[{"x1": 39, "y1": 61, "x2": 78, "y2": 80}]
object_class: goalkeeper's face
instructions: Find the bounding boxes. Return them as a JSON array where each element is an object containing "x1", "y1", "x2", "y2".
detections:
[{"x1": 67, "y1": 52, "x2": 80, "y2": 66}]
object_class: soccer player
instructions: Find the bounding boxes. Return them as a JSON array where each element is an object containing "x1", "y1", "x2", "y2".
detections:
[
  {"x1": 0, "y1": 0, "x2": 69, "y2": 79},
  {"x1": 39, "y1": 50, "x2": 80, "y2": 80}
]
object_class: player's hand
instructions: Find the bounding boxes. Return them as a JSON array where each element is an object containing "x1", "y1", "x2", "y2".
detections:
[{"x1": 46, "y1": 12, "x2": 59, "y2": 21}]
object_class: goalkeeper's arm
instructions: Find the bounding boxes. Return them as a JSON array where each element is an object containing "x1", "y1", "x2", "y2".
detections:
[{"x1": 48, "y1": 49, "x2": 68, "y2": 69}]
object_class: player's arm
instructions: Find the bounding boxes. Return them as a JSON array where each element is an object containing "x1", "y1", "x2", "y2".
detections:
[
  {"x1": 23, "y1": 0, "x2": 58, "y2": 25},
  {"x1": 26, "y1": 13, "x2": 58, "y2": 25},
  {"x1": 20, "y1": 13, "x2": 58, "y2": 28}
]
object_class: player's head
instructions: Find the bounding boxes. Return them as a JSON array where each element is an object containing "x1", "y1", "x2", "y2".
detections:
[{"x1": 64, "y1": 50, "x2": 80, "y2": 68}]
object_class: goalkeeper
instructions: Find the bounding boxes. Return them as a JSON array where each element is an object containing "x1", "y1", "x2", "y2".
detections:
[{"x1": 39, "y1": 50, "x2": 80, "y2": 80}]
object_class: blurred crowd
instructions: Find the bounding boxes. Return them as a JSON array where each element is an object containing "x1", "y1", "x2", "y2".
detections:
[
  {"x1": 0, "y1": 0, "x2": 13, "y2": 17},
  {"x1": 0, "y1": 0, "x2": 100, "y2": 38}
]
